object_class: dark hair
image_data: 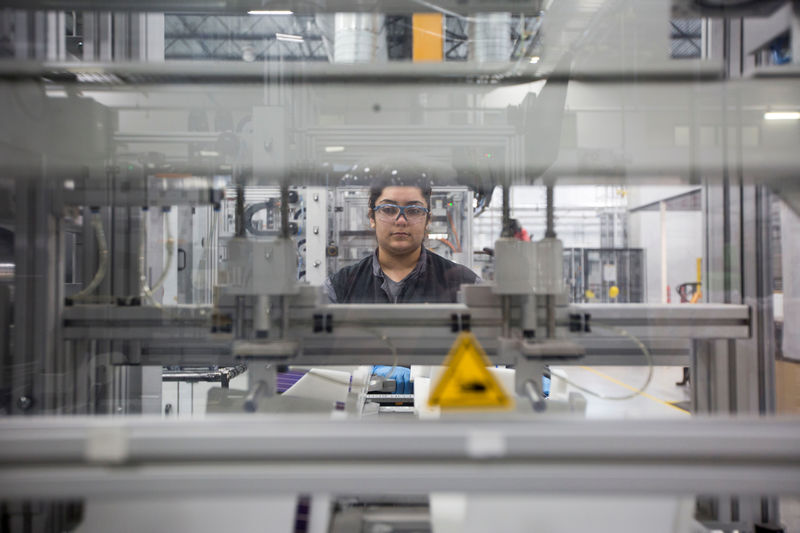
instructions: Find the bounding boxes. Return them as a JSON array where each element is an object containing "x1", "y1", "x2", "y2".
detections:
[
  {"x1": 368, "y1": 178, "x2": 433, "y2": 213},
  {"x1": 341, "y1": 161, "x2": 436, "y2": 220}
]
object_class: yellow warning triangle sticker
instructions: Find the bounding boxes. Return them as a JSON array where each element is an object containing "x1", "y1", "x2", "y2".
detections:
[{"x1": 428, "y1": 332, "x2": 514, "y2": 410}]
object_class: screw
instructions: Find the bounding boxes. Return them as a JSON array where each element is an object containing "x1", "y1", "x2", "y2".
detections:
[{"x1": 313, "y1": 261, "x2": 321, "y2": 268}]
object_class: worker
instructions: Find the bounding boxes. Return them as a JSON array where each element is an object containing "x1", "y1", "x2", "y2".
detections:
[
  {"x1": 510, "y1": 218, "x2": 531, "y2": 241},
  {"x1": 324, "y1": 165, "x2": 480, "y2": 392}
]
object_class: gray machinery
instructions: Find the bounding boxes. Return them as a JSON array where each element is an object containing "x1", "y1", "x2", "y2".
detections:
[{"x1": 1, "y1": 0, "x2": 800, "y2": 532}]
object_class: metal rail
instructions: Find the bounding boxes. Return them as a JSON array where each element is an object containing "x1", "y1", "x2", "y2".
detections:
[{"x1": 0, "y1": 416, "x2": 798, "y2": 498}]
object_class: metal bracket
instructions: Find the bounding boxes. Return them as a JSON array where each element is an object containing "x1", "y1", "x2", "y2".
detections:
[{"x1": 450, "y1": 313, "x2": 471, "y2": 332}]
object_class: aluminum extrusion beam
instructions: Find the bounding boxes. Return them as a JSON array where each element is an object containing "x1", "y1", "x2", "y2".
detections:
[
  {"x1": 0, "y1": 0, "x2": 544, "y2": 15},
  {"x1": 0, "y1": 416, "x2": 798, "y2": 498},
  {"x1": 61, "y1": 301, "x2": 749, "y2": 366}
]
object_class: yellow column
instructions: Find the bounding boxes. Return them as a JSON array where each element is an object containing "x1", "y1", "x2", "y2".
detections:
[{"x1": 412, "y1": 13, "x2": 444, "y2": 62}]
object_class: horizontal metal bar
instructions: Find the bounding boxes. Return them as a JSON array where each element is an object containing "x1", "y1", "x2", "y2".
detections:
[
  {"x1": 0, "y1": 60, "x2": 730, "y2": 87},
  {"x1": 133, "y1": 339, "x2": 690, "y2": 367},
  {"x1": 0, "y1": 0, "x2": 546, "y2": 15},
  {"x1": 0, "y1": 417, "x2": 797, "y2": 497},
  {"x1": 114, "y1": 131, "x2": 220, "y2": 143},
  {"x1": 572, "y1": 303, "x2": 750, "y2": 321},
  {"x1": 63, "y1": 327, "x2": 213, "y2": 340},
  {"x1": 162, "y1": 364, "x2": 246, "y2": 384},
  {"x1": 164, "y1": 33, "x2": 325, "y2": 42}
]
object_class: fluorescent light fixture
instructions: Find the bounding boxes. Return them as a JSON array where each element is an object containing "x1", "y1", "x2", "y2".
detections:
[
  {"x1": 276, "y1": 32, "x2": 304, "y2": 43},
  {"x1": 248, "y1": 10, "x2": 293, "y2": 15},
  {"x1": 529, "y1": 56, "x2": 540, "y2": 64},
  {"x1": 429, "y1": 233, "x2": 449, "y2": 240},
  {"x1": 325, "y1": 146, "x2": 345, "y2": 153},
  {"x1": 764, "y1": 111, "x2": 800, "y2": 121}
]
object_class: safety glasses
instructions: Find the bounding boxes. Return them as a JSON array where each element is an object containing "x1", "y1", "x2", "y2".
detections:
[{"x1": 373, "y1": 203, "x2": 429, "y2": 223}]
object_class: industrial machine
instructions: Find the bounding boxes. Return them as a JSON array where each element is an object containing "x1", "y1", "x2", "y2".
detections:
[{"x1": 0, "y1": 0, "x2": 799, "y2": 532}]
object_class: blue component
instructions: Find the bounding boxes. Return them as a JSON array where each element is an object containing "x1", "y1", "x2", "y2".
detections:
[
  {"x1": 542, "y1": 374, "x2": 551, "y2": 397},
  {"x1": 371, "y1": 365, "x2": 413, "y2": 394}
]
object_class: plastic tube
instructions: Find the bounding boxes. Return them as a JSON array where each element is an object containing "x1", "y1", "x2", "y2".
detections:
[
  {"x1": 71, "y1": 213, "x2": 109, "y2": 301},
  {"x1": 550, "y1": 323, "x2": 654, "y2": 401},
  {"x1": 140, "y1": 210, "x2": 175, "y2": 308}
]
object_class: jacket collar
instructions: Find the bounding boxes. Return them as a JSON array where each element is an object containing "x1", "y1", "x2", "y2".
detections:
[{"x1": 372, "y1": 246, "x2": 428, "y2": 280}]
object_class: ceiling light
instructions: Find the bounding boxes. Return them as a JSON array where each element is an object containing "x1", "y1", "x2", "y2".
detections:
[
  {"x1": 276, "y1": 33, "x2": 304, "y2": 43},
  {"x1": 248, "y1": 10, "x2": 293, "y2": 15},
  {"x1": 429, "y1": 234, "x2": 449, "y2": 240},
  {"x1": 325, "y1": 146, "x2": 345, "y2": 153},
  {"x1": 764, "y1": 111, "x2": 800, "y2": 121},
  {"x1": 529, "y1": 56, "x2": 540, "y2": 64}
]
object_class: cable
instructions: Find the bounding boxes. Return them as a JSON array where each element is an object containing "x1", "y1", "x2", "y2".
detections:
[
  {"x1": 549, "y1": 323, "x2": 654, "y2": 401},
  {"x1": 446, "y1": 211, "x2": 461, "y2": 251},
  {"x1": 140, "y1": 210, "x2": 176, "y2": 308},
  {"x1": 438, "y1": 238, "x2": 457, "y2": 253},
  {"x1": 367, "y1": 327, "x2": 400, "y2": 384},
  {"x1": 71, "y1": 212, "x2": 109, "y2": 301},
  {"x1": 285, "y1": 328, "x2": 399, "y2": 389}
]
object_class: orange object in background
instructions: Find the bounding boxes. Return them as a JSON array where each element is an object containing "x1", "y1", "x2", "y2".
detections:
[
  {"x1": 412, "y1": 14, "x2": 443, "y2": 62},
  {"x1": 690, "y1": 289, "x2": 702, "y2": 304}
]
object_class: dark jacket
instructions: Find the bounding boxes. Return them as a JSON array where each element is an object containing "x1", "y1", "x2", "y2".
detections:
[{"x1": 326, "y1": 247, "x2": 479, "y2": 303}]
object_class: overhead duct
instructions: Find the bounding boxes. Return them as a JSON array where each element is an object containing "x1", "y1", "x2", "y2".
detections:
[
  {"x1": 333, "y1": 13, "x2": 387, "y2": 63},
  {"x1": 471, "y1": 12, "x2": 512, "y2": 62}
]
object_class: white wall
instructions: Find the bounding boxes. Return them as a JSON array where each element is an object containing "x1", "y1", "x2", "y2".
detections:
[
  {"x1": 473, "y1": 185, "x2": 628, "y2": 251},
  {"x1": 629, "y1": 210, "x2": 702, "y2": 303}
]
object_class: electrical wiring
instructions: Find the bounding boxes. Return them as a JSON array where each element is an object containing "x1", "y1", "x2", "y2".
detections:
[
  {"x1": 474, "y1": 194, "x2": 488, "y2": 217},
  {"x1": 243, "y1": 201, "x2": 275, "y2": 236},
  {"x1": 549, "y1": 323, "x2": 654, "y2": 401},
  {"x1": 438, "y1": 238, "x2": 457, "y2": 253},
  {"x1": 71, "y1": 213, "x2": 109, "y2": 301},
  {"x1": 140, "y1": 211, "x2": 176, "y2": 309},
  {"x1": 365, "y1": 327, "x2": 400, "y2": 385},
  {"x1": 286, "y1": 328, "x2": 399, "y2": 389},
  {"x1": 446, "y1": 211, "x2": 462, "y2": 251}
]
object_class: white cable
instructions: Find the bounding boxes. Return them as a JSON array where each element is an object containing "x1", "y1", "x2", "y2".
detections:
[
  {"x1": 550, "y1": 323, "x2": 654, "y2": 401},
  {"x1": 193, "y1": 208, "x2": 218, "y2": 299},
  {"x1": 140, "y1": 211, "x2": 175, "y2": 308},
  {"x1": 71, "y1": 213, "x2": 109, "y2": 301}
]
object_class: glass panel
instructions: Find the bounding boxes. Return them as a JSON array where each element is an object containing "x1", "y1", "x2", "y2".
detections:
[{"x1": 0, "y1": 2, "x2": 798, "y2": 532}]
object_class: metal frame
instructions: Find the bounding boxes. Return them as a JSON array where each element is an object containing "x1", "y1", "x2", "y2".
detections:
[
  {"x1": 0, "y1": 416, "x2": 798, "y2": 498},
  {"x1": 59, "y1": 285, "x2": 751, "y2": 368}
]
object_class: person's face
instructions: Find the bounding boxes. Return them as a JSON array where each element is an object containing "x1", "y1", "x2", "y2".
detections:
[{"x1": 370, "y1": 186, "x2": 429, "y2": 256}]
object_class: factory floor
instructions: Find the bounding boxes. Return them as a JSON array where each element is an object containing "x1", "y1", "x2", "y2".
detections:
[
  {"x1": 558, "y1": 365, "x2": 799, "y2": 533},
  {"x1": 554, "y1": 365, "x2": 691, "y2": 418}
]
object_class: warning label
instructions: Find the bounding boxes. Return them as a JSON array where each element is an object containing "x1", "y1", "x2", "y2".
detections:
[{"x1": 428, "y1": 332, "x2": 513, "y2": 410}]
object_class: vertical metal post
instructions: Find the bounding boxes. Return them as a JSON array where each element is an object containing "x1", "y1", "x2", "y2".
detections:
[
  {"x1": 12, "y1": 175, "x2": 64, "y2": 415},
  {"x1": 280, "y1": 183, "x2": 290, "y2": 240},
  {"x1": 501, "y1": 183, "x2": 511, "y2": 237},
  {"x1": 234, "y1": 185, "x2": 246, "y2": 339},
  {"x1": 304, "y1": 186, "x2": 328, "y2": 285},
  {"x1": 544, "y1": 184, "x2": 554, "y2": 239},
  {"x1": 0, "y1": 284, "x2": 10, "y2": 414},
  {"x1": 280, "y1": 184, "x2": 291, "y2": 339},
  {"x1": 235, "y1": 184, "x2": 246, "y2": 238},
  {"x1": 545, "y1": 184, "x2": 556, "y2": 338},
  {"x1": 500, "y1": 183, "x2": 511, "y2": 337}
]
